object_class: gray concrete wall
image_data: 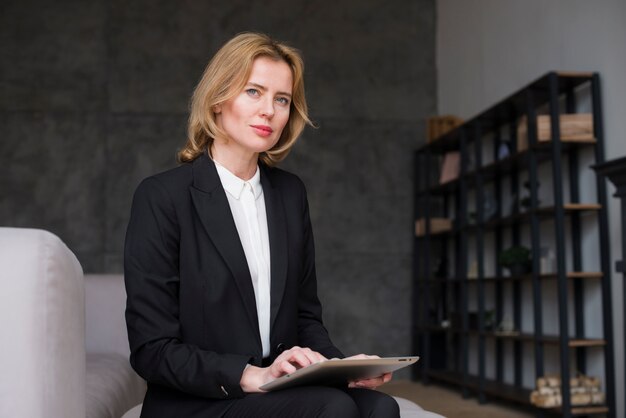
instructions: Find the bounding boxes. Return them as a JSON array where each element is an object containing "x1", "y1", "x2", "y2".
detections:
[{"x1": 0, "y1": 0, "x2": 435, "y2": 357}]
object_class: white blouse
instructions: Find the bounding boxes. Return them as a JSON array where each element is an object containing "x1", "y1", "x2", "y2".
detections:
[{"x1": 214, "y1": 161, "x2": 271, "y2": 358}]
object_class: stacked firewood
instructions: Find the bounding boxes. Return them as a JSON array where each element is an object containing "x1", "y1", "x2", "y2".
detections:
[{"x1": 530, "y1": 374, "x2": 605, "y2": 408}]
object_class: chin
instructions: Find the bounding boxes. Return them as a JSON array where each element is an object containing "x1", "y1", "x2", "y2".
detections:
[{"x1": 247, "y1": 139, "x2": 280, "y2": 154}]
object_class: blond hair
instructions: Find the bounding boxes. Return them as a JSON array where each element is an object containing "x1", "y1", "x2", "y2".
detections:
[{"x1": 178, "y1": 32, "x2": 312, "y2": 166}]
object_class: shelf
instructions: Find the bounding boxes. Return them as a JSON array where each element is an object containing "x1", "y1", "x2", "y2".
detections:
[
  {"x1": 428, "y1": 370, "x2": 608, "y2": 416},
  {"x1": 418, "y1": 139, "x2": 597, "y2": 197},
  {"x1": 488, "y1": 332, "x2": 606, "y2": 348},
  {"x1": 542, "y1": 271, "x2": 603, "y2": 280},
  {"x1": 569, "y1": 406, "x2": 610, "y2": 416},
  {"x1": 476, "y1": 203, "x2": 602, "y2": 231},
  {"x1": 419, "y1": 327, "x2": 606, "y2": 347},
  {"x1": 418, "y1": 271, "x2": 603, "y2": 284},
  {"x1": 413, "y1": 203, "x2": 602, "y2": 237},
  {"x1": 427, "y1": 370, "x2": 531, "y2": 404},
  {"x1": 416, "y1": 72, "x2": 596, "y2": 155},
  {"x1": 428, "y1": 370, "x2": 609, "y2": 415}
]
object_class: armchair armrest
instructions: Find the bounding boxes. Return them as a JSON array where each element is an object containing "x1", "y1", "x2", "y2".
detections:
[{"x1": 0, "y1": 227, "x2": 85, "y2": 418}]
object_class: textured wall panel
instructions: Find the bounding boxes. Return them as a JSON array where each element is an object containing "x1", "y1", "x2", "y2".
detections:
[
  {"x1": 0, "y1": 0, "x2": 107, "y2": 111},
  {"x1": 0, "y1": 111, "x2": 106, "y2": 271},
  {"x1": 103, "y1": 114, "x2": 187, "y2": 271},
  {"x1": 0, "y1": 0, "x2": 436, "y2": 360}
]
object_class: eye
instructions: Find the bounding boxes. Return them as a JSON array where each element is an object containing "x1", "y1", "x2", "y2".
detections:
[
  {"x1": 246, "y1": 88, "x2": 260, "y2": 97},
  {"x1": 276, "y1": 97, "x2": 290, "y2": 105}
]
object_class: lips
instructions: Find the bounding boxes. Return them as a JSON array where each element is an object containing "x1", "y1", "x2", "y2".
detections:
[{"x1": 250, "y1": 125, "x2": 273, "y2": 137}]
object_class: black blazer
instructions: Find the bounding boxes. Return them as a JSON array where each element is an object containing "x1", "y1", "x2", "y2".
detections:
[{"x1": 124, "y1": 153, "x2": 343, "y2": 418}]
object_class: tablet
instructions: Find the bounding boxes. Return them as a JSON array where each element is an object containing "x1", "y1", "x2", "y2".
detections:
[{"x1": 259, "y1": 356, "x2": 419, "y2": 391}]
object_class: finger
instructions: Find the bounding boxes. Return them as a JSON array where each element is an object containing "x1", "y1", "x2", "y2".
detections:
[
  {"x1": 346, "y1": 353, "x2": 380, "y2": 360},
  {"x1": 345, "y1": 354, "x2": 368, "y2": 360},
  {"x1": 286, "y1": 350, "x2": 313, "y2": 369},
  {"x1": 348, "y1": 379, "x2": 373, "y2": 388},
  {"x1": 276, "y1": 360, "x2": 297, "y2": 375},
  {"x1": 382, "y1": 372, "x2": 393, "y2": 383},
  {"x1": 352, "y1": 378, "x2": 377, "y2": 387},
  {"x1": 354, "y1": 380, "x2": 377, "y2": 389},
  {"x1": 275, "y1": 346, "x2": 302, "y2": 364},
  {"x1": 301, "y1": 347, "x2": 326, "y2": 364}
]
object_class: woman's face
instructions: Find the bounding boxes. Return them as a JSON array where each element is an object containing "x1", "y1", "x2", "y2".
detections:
[{"x1": 215, "y1": 56, "x2": 293, "y2": 156}]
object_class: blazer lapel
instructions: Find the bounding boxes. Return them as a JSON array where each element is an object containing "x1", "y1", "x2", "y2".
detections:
[
  {"x1": 260, "y1": 165, "x2": 288, "y2": 332},
  {"x1": 189, "y1": 154, "x2": 261, "y2": 342}
]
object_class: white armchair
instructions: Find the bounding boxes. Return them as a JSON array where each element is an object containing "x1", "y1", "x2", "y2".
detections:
[{"x1": 0, "y1": 227, "x2": 144, "y2": 418}]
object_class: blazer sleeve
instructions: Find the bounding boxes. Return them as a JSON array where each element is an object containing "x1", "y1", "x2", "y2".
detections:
[
  {"x1": 295, "y1": 182, "x2": 344, "y2": 359},
  {"x1": 124, "y1": 177, "x2": 250, "y2": 399}
]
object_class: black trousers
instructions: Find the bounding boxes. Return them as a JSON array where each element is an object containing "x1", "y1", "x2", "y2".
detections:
[{"x1": 222, "y1": 386, "x2": 400, "y2": 418}]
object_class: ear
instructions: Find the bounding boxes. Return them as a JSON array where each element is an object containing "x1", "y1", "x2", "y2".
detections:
[{"x1": 213, "y1": 104, "x2": 222, "y2": 114}]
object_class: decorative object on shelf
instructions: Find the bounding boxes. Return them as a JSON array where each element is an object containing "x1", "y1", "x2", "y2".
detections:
[
  {"x1": 539, "y1": 247, "x2": 556, "y2": 273},
  {"x1": 469, "y1": 191, "x2": 497, "y2": 223},
  {"x1": 427, "y1": 115, "x2": 463, "y2": 143},
  {"x1": 517, "y1": 113, "x2": 594, "y2": 150},
  {"x1": 483, "y1": 190, "x2": 497, "y2": 220},
  {"x1": 469, "y1": 310, "x2": 495, "y2": 331},
  {"x1": 467, "y1": 260, "x2": 478, "y2": 279},
  {"x1": 415, "y1": 218, "x2": 452, "y2": 236},
  {"x1": 450, "y1": 311, "x2": 495, "y2": 331},
  {"x1": 434, "y1": 256, "x2": 448, "y2": 279},
  {"x1": 494, "y1": 316, "x2": 518, "y2": 336},
  {"x1": 439, "y1": 151, "x2": 460, "y2": 184},
  {"x1": 508, "y1": 193, "x2": 519, "y2": 216},
  {"x1": 498, "y1": 245, "x2": 531, "y2": 276},
  {"x1": 530, "y1": 374, "x2": 605, "y2": 408},
  {"x1": 520, "y1": 180, "x2": 541, "y2": 210},
  {"x1": 497, "y1": 140, "x2": 511, "y2": 159}
]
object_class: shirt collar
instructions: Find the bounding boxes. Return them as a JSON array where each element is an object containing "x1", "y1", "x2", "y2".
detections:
[{"x1": 213, "y1": 160, "x2": 262, "y2": 200}]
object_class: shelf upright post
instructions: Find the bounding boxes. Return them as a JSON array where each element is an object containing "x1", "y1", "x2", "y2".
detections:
[
  {"x1": 412, "y1": 150, "x2": 422, "y2": 381},
  {"x1": 592, "y1": 156, "x2": 624, "y2": 418},
  {"x1": 547, "y1": 72, "x2": 572, "y2": 418},
  {"x1": 422, "y1": 149, "x2": 433, "y2": 384},
  {"x1": 564, "y1": 85, "x2": 586, "y2": 374},
  {"x1": 474, "y1": 121, "x2": 487, "y2": 404},
  {"x1": 590, "y1": 73, "x2": 616, "y2": 418},
  {"x1": 495, "y1": 120, "x2": 505, "y2": 384},
  {"x1": 525, "y1": 83, "x2": 546, "y2": 390},
  {"x1": 512, "y1": 205, "x2": 522, "y2": 386},
  {"x1": 458, "y1": 127, "x2": 470, "y2": 398},
  {"x1": 510, "y1": 115, "x2": 523, "y2": 388}
]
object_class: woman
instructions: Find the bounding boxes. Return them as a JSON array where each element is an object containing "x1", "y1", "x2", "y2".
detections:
[{"x1": 124, "y1": 32, "x2": 400, "y2": 418}]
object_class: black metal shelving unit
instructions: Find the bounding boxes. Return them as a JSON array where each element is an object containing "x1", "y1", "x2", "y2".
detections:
[{"x1": 412, "y1": 72, "x2": 615, "y2": 417}]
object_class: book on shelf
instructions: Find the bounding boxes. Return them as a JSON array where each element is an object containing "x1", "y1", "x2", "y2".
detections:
[
  {"x1": 427, "y1": 115, "x2": 463, "y2": 143},
  {"x1": 517, "y1": 113, "x2": 593, "y2": 150},
  {"x1": 439, "y1": 151, "x2": 460, "y2": 184},
  {"x1": 415, "y1": 218, "x2": 452, "y2": 236}
]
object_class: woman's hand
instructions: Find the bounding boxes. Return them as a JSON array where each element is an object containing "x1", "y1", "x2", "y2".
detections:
[
  {"x1": 239, "y1": 346, "x2": 327, "y2": 393},
  {"x1": 346, "y1": 354, "x2": 393, "y2": 389}
]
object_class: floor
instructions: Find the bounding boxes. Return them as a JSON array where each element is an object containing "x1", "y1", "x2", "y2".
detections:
[{"x1": 379, "y1": 380, "x2": 535, "y2": 418}]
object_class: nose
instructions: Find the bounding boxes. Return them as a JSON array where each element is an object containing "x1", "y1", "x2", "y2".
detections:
[{"x1": 259, "y1": 97, "x2": 274, "y2": 119}]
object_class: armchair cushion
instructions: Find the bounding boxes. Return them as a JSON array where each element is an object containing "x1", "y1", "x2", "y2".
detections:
[
  {"x1": 84, "y1": 274, "x2": 146, "y2": 418},
  {"x1": 86, "y1": 353, "x2": 146, "y2": 418}
]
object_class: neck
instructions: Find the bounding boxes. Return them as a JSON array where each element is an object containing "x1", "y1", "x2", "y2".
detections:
[{"x1": 210, "y1": 141, "x2": 259, "y2": 180}]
